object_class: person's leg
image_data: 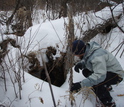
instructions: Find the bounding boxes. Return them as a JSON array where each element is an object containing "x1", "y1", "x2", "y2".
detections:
[
  {"x1": 104, "y1": 72, "x2": 123, "y2": 86},
  {"x1": 103, "y1": 72, "x2": 123, "y2": 91},
  {"x1": 83, "y1": 70, "x2": 122, "y2": 106},
  {"x1": 93, "y1": 85, "x2": 114, "y2": 106},
  {"x1": 93, "y1": 72, "x2": 122, "y2": 106}
]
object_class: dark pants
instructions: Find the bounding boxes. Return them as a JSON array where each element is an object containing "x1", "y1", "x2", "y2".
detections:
[{"x1": 82, "y1": 69, "x2": 123, "y2": 105}]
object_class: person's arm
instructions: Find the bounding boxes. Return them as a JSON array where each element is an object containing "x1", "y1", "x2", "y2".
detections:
[{"x1": 80, "y1": 56, "x2": 107, "y2": 87}]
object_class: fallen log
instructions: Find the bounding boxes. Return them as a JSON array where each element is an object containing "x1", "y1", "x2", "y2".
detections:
[{"x1": 82, "y1": 13, "x2": 122, "y2": 42}]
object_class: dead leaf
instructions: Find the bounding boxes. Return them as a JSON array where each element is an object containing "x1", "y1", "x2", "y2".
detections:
[
  {"x1": 117, "y1": 94, "x2": 124, "y2": 97},
  {"x1": 39, "y1": 97, "x2": 44, "y2": 104}
]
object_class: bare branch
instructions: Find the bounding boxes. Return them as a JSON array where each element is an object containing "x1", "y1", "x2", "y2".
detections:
[
  {"x1": 106, "y1": 0, "x2": 124, "y2": 33},
  {"x1": 41, "y1": 53, "x2": 57, "y2": 107}
]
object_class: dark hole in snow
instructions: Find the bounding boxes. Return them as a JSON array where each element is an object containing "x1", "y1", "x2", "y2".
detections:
[{"x1": 28, "y1": 46, "x2": 66, "y2": 87}]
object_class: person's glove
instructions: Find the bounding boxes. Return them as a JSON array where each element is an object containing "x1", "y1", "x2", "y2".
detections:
[
  {"x1": 70, "y1": 82, "x2": 81, "y2": 92},
  {"x1": 74, "y1": 62, "x2": 82, "y2": 73}
]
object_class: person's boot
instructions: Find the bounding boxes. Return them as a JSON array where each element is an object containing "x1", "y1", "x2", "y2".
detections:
[
  {"x1": 104, "y1": 85, "x2": 113, "y2": 91},
  {"x1": 104, "y1": 100, "x2": 116, "y2": 107},
  {"x1": 98, "y1": 101, "x2": 116, "y2": 107},
  {"x1": 107, "y1": 86, "x2": 113, "y2": 91}
]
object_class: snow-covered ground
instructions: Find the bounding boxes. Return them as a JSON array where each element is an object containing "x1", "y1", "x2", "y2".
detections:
[{"x1": 0, "y1": 3, "x2": 124, "y2": 107}]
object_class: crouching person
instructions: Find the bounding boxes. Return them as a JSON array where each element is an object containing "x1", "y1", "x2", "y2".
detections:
[{"x1": 71, "y1": 40, "x2": 124, "y2": 107}]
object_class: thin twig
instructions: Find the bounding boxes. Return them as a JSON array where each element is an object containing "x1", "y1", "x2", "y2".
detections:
[
  {"x1": 107, "y1": 0, "x2": 124, "y2": 33},
  {"x1": 41, "y1": 53, "x2": 56, "y2": 107}
]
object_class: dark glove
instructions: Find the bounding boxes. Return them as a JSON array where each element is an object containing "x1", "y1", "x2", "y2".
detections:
[
  {"x1": 74, "y1": 63, "x2": 82, "y2": 73},
  {"x1": 70, "y1": 82, "x2": 81, "y2": 92}
]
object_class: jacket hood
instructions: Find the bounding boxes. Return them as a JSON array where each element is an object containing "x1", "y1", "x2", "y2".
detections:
[{"x1": 84, "y1": 41, "x2": 101, "y2": 58}]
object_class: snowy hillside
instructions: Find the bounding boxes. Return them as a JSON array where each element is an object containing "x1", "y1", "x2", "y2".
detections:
[{"x1": 0, "y1": 3, "x2": 124, "y2": 107}]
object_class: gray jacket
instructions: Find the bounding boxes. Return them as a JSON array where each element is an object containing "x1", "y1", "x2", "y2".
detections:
[{"x1": 79, "y1": 41, "x2": 124, "y2": 87}]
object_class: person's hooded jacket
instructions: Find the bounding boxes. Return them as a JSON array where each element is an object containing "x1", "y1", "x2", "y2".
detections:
[{"x1": 79, "y1": 41, "x2": 124, "y2": 87}]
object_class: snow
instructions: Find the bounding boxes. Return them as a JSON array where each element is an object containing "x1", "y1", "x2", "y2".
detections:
[
  {"x1": 0, "y1": 3, "x2": 124, "y2": 107},
  {"x1": 23, "y1": 18, "x2": 67, "y2": 52}
]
